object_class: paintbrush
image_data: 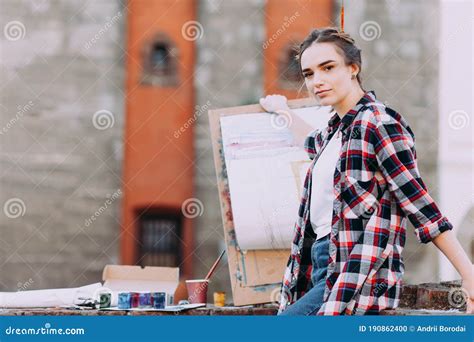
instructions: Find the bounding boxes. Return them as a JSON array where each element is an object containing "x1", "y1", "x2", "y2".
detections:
[{"x1": 204, "y1": 249, "x2": 226, "y2": 281}]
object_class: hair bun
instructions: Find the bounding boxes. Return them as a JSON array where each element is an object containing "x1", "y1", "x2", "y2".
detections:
[{"x1": 330, "y1": 32, "x2": 355, "y2": 44}]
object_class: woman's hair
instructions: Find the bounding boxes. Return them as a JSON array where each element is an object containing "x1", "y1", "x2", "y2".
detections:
[{"x1": 295, "y1": 27, "x2": 364, "y2": 89}]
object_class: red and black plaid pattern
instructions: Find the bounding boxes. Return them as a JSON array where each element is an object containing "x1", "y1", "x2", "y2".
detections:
[{"x1": 278, "y1": 90, "x2": 453, "y2": 315}]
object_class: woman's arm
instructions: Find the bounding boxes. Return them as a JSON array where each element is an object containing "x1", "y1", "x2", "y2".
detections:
[
  {"x1": 432, "y1": 230, "x2": 474, "y2": 313},
  {"x1": 368, "y1": 110, "x2": 473, "y2": 313}
]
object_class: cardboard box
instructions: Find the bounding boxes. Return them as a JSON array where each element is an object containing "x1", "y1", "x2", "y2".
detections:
[{"x1": 102, "y1": 265, "x2": 179, "y2": 307}]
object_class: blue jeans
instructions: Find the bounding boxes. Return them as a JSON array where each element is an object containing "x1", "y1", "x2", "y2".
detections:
[{"x1": 278, "y1": 234, "x2": 330, "y2": 316}]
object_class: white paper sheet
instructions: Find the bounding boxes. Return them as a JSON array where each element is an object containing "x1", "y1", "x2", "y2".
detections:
[
  {"x1": 220, "y1": 106, "x2": 332, "y2": 250},
  {"x1": 0, "y1": 283, "x2": 102, "y2": 308}
]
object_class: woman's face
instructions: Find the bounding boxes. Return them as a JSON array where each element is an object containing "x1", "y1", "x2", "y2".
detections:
[{"x1": 300, "y1": 42, "x2": 358, "y2": 106}]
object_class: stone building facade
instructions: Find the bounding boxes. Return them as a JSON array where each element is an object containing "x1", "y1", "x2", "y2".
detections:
[{"x1": 0, "y1": 0, "x2": 471, "y2": 303}]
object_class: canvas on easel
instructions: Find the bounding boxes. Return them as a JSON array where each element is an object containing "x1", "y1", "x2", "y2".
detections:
[{"x1": 208, "y1": 97, "x2": 332, "y2": 306}]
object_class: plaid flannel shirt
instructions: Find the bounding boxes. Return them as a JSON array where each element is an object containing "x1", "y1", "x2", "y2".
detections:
[{"x1": 278, "y1": 90, "x2": 453, "y2": 315}]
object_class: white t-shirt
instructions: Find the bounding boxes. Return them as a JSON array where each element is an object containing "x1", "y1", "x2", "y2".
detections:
[{"x1": 310, "y1": 130, "x2": 342, "y2": 240}]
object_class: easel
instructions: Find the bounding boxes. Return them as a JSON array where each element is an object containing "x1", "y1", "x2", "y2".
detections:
[{"x1": 208, "y1": 97, "x2": 319, "y2": 305}]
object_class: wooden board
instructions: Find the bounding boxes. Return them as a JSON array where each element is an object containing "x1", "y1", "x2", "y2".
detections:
[{"x1": 208, "y1": 97, "x2": 318, "y2": 306}]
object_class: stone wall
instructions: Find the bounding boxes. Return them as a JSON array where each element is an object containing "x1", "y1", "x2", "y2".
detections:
[{"x1": 0, "y1": 1, "x2": 125, "y2": 290}]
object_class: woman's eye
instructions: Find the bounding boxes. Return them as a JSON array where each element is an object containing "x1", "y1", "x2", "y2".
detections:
[
  {"x1": 303, "y1": 73, "x2": 312, "y2": 78},
  {"x1": 324, "y1": 66, "x2": 333, "y2": 71}
]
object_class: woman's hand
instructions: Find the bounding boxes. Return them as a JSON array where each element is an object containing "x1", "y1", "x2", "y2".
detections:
[
  {"x1": 431, "y1": 231, "x2": 474, "y2": 314},
  {"x1": 259, "y1": 94, "x2": 290, "y2": 114},
  {"x1": 259, "y1": 94, "x2": 314, "y2": 146}
]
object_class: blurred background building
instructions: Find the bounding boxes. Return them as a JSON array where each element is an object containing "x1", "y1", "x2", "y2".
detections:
[{"x1": 0, "y1": 0, "x2": 472, "y2": 303}]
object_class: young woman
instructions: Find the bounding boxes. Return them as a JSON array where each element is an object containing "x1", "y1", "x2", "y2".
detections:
[{"x1": 259, "y1": 27, "x2": 473, "y2": 315}]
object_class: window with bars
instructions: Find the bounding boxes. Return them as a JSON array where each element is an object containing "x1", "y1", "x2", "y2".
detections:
[
  {"x1": 278, "y1": 43, "x2": 304, "y2": 89},
  {"x1": 136, "y1": 211, "x2": 183, "y2": 267},
  {"x1": 140, "y1": 33, "x2": 179, "y2": 87}
]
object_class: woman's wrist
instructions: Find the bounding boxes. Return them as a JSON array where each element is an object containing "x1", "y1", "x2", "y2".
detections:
[{"x1": 272, "y1": 106, "x2": 291, "y2": 115}]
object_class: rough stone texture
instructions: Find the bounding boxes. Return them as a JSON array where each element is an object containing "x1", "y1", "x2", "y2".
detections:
[
  {"x1": 414, "y1": 280, "x2": 464, "y2": 311},
  {"x1": 398, "y1": 284, "x2": 418, "y2": 308},
  {"x1": 0, "y1": 1, "x2": 125, "y2": 290},
  {"x1": 193, "y1": 0, "x2": 266, "y2": 303}
]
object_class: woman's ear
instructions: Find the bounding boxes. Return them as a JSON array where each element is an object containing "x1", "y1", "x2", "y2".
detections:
[{"x1": 350, "y1": 63, "x2": 360, "y2": 77}]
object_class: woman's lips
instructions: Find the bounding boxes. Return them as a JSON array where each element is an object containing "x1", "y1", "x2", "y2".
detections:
[{"x1": 316, "y1": 89, "x2": 331, "y2": 96}]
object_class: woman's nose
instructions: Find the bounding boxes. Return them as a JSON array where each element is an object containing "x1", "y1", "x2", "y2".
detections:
[{"x1": 313, "y1": 77, "x2": 324, "y2": 89}]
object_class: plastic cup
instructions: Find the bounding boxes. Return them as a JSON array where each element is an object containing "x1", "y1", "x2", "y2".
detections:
[{"x1": 185, "y1": 279, "x2": 209, "y2": 304}]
